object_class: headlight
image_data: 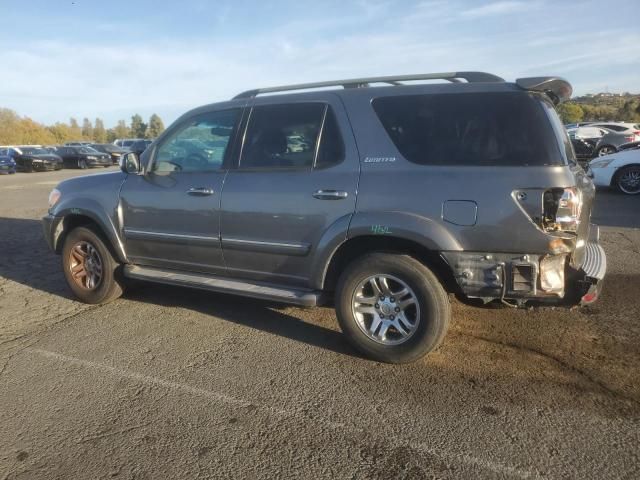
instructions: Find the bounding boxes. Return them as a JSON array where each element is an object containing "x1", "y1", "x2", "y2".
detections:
[
  {"x1": 540, "y1": 255, "x2": 566, "y2": 293},
  {"x1": 590, "y1": 159, "x2": 613, "y2": 169},
  {"x1": 48, "y1": 188, "x2": 61, "y2": 208}
]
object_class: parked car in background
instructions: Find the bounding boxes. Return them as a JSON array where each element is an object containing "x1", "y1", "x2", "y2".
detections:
[
  {"x1": 64, "y1": 141, "x2": 93, "y2": 146},
  {"x1": 113, "y1": 138, "x2": 144, "y2": 149},
  {"x1": 1, "y1": 146, "x2": 63, "y2": 172},
  {"x1": 590, "y1": 123, "x2": 640, "y2": 156},
  {"x1": 90, "y1": 144, "x2": 128, "y2": 164},
  {"x1": 0, "y1": 152, "x2": 17, "y2": 174},
  {"x1": 618, "y1": 141, "x2": 640, "y2": 152},
  {"x1": 128, "y1": 139, "x2": 153, "y2": 157},
  {"x1": 43, "y1": 72, "x2": 606, "y2": 364},
  {"x1": 568, "y1": 125, "x2": 640, "y2": 157},
  {"x1": 590, "y1": 148, "x2": 640, "y2": 194},
  {"x1": 566, "y1": 126, "x2": 606, "y2": 161},
  {"x1": 54, "y1": 145, "x2": 111, "y2": 169}
]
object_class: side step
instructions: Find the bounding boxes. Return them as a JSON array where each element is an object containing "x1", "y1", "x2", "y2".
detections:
[{"x1": 123, "y1": 265, "x2": 320, "y2": 307}]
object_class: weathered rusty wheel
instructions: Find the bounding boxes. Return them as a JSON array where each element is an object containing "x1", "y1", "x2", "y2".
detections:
[{"x1": 62, "y1": 226, "x2": 123, "y2": 304}]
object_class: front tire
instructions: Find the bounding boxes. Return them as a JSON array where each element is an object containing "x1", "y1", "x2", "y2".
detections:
[
  {"x1": 615, "y1": 165, "x2": 640, "y2": 195},
  {"x1": 62, "y1": 227, "x2": 124, "y2": 304},
  {"x1": 335, "y1": 253, "x2": 450, "y2": 363}
]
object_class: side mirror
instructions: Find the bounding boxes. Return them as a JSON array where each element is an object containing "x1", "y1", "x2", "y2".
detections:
[{"x1": 120, "y1": 152, "x2": 140, "y2": 174}]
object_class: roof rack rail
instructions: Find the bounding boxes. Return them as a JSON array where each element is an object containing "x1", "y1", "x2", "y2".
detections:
[{"x1": 233, "y1": 71, "x2": 505, "y2": 99}]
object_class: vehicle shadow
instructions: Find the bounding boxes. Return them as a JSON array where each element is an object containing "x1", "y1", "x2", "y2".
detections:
[
  {"x1": 0, "y1": 216, "x2": 357, "y2": 358},
  {"x1": 592, "y1": 188, "x2": 640, "y2": 229}
]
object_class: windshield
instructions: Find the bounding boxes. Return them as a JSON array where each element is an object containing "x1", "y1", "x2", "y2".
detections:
[{"x1": 21, "y1": 147, "x2": 49, "y2": 155}]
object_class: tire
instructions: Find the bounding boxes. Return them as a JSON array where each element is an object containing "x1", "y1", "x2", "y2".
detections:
[
  {"x1": 23, "y1": 161, "x2": 34, "y2": 173},
  {"x1": 62, "y1": 226, "x2": 124, "y2": 304},
  {"x1": 596, "y1": 145, "x2": 616, "y2": 157},
  {"x1": 614, "y1": 165, "x2": 640, "y2": 195},
  {"x1": 78, "y1": 159, "x2": 88, "y2": 169},
  {"x1": 335, "y1": 253, "x2": 450, "y2": 363}
]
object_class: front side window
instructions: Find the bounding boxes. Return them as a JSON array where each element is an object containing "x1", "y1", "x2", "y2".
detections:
[
  {"x1": 240, "y1": 103, "x2": 325, "y2": 169},
  {"x1": 372, "y1": 92, "x2": 564, "y2": 166},
  {"x1": 153, "y1": 109, "x2": 240, "y2": 173}
]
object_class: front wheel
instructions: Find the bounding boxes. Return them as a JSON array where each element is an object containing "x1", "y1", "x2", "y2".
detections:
[
  {"x1": 335, "y1": 253, "x2": 450, "y2": 363},
  {"x1": 615, "y1": 165, "x2": 640, "y2": 195},
  {"x1": 62, "y1": 227, "x2": 124, "y2": 304},
  {"x1": 78, "y1": 159, "x2": 88, "y2": 169}
]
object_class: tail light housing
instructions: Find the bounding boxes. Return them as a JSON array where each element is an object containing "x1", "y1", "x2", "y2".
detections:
[{"x1": 542, "y1": 187, "x2": 582, "y2": 232}]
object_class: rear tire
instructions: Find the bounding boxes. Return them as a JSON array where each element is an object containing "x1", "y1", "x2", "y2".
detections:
[
  {"x1": 335, "y1": 253, "x2": 450, "y2": 363},
  {"x1": 62, "y1": 227, "x2": 124, "y2": 304}
]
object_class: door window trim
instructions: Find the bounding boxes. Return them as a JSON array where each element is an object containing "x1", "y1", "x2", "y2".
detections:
[{"x1": 235, "y1": 101, "x2": 340, "y2": 172}]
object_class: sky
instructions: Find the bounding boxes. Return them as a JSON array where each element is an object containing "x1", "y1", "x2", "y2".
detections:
[{"x1": 1, "y1": 0, "x2": 638, "y2": 128}]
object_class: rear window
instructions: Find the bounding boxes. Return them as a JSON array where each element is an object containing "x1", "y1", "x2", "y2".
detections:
[{"x1": 372, "y1": 92, "x2": 563, "y2": 166}]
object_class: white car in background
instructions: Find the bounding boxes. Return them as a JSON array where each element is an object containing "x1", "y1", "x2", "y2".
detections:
[{"x1": 590, "y1": 148, "x2": 640, "y2": 195}]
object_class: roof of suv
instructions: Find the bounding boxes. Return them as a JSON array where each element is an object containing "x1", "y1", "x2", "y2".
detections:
[{"x1": 232, "y1": 72, "x2": 572, "y2": 105}]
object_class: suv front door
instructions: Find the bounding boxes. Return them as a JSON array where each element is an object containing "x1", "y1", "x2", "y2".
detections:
[
  {"x1": 119, "y1": 107, "x2": 242, "y2": 275},
  {"x1": 220, "y1": 96, "x2": 359, "y2": 287}
]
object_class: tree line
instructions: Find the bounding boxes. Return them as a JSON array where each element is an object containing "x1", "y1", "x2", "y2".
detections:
[
  {"x1": 0, "y1": 109, "x2": 165, "y2": 146},
  {"x1": 556, "y1": 94, "x2": 640, "y2": 124}
]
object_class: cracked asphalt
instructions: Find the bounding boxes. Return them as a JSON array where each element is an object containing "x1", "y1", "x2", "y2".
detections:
[{"x1": 1, "y1": 168, "x2": 639, "y2": 479}]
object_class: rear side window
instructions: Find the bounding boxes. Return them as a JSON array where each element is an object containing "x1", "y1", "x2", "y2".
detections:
[
  {"x1": 241, "y1": 103, "x2": 325, "y2": 169},
  {"x1": 372, "y1": 92, "x2": 563, "y2": 166}
]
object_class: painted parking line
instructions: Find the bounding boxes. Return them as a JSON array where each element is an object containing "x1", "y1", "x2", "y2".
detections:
[{"x1": 28, "y1": 347, "x2": 535, "y2": 479}]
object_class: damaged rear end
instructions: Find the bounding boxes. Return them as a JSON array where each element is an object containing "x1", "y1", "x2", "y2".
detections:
[{"x1": 442, "y1": 78, "x2": 606, "y2": 307}]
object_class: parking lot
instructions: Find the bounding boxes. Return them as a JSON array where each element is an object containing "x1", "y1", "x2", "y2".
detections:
[{"x1": 0, "y1": 169, "x2": 638, "y2": 479}]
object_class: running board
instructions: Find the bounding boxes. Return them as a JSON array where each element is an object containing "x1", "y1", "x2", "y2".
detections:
[{"x1": 123, "y1": 265, "x2": 320, "y2": 307}]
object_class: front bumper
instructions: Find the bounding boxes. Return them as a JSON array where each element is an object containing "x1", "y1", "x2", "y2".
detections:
[
  {"x1": 87, "y1": 158, "x2": 112, "y2": 167},
  {"x1": 32, "y1": 161, "x2": 61, "y2": 171},
  {"x1": 42, "y1": 214, "x2": 64, "y2": 252},
  {"x1": 0, "y1": 164, "x2": 16, "y2": 174}
]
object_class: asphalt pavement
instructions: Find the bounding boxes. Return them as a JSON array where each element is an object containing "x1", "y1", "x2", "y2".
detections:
[{"x1": 0, "y1": 168, "x2": 639, "y2": 479}]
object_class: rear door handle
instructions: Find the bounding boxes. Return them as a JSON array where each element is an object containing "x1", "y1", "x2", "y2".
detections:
[
  {"x1": 312, "y1": 190, "x2": 348, "y2": 200},
  {"x1": 187, "y1": 187, "x2": 215, "y2": 196}
]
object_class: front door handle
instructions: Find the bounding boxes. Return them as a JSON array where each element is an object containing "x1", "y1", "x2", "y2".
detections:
[
  {"x1": 312, "y1": 190, "x2": 348, "y2": 200},
  {"x1": 187, "y1": 187, "x2": 215, "y2": 196}
]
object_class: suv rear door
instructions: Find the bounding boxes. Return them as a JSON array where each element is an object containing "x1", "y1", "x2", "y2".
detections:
[
  {"x1": 220, "y1": 94, "x2": 359, "y2": 288},
  {"x1": 119, "y1": 106, "x2": 242, "y2": 275}
]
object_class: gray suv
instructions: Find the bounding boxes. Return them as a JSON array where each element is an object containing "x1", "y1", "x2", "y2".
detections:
[{"x1": 43, "y1": 72, "x2": 607, "y2": 363}]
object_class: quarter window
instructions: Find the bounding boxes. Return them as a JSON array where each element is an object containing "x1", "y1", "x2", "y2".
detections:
[
  {"x1": 153, "y1": 109, "x2": 240, "y2": 173},
  {"x1": 372, "y1": 92, "x2": 564, "y2": 166}
]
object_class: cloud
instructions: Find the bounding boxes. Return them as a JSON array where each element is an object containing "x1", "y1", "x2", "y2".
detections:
[{"x1": 461, "y1": 1, "x2": 529, "y2": 17}]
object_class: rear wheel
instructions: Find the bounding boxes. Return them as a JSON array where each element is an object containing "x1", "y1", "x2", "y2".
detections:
[
  {"x1": 597, "y1": 145, "x2": 616, "y2": 157},
  {"x1": 62, "y1": 227, "x2": 124, "y2": 304},
  {"x1": 615, "y1": 165, "x2": 640, "y2": 195},
  {"x1": 335, "y1": 253, "x2": 450, "y2": 363}
]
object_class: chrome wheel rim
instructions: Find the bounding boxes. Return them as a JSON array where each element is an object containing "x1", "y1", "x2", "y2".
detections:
[
  {"x1": 352, "y1": 275, "x2": 420, "y2": 345},
  {"x1": 68, "y1": 241, "x2": 103, "y2": 290},
  {"x1": 619, "y1": 168, "x2": 640, "y2": 194}
]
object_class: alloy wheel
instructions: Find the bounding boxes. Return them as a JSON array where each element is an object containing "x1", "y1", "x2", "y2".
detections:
[
  {"x1": 351, "y1": 274, "x2": 420, "y2": 345},
  {"x1": 68, "y1": 241, "x2": 103, "y2": 290},
  {"x1": 618, "y1": 167, "x2": 640, "y2": 195}
]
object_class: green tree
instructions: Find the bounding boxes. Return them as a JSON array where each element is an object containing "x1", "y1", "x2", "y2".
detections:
[
  {"x1": 130, "y1": 114, "x2": 146, "y2": 138},
  {"x1": 94, "y1": 118, "x2": 107, "y2": 143},
  {"x1": 81, "y1": 117, "x2": 93, "y2": 140},
  {"x1": 113, "y1": 119, "x2": 130, "y2": 139},
  {"x1": 146, "y1": 114, "x2": 165, "y2": 139},
  {"x1": 556, "y1": 103, "x2": 584, "y2": 123},
  {"x1": 47, "y1": 122, "x2": 74, "y2": 144}
]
